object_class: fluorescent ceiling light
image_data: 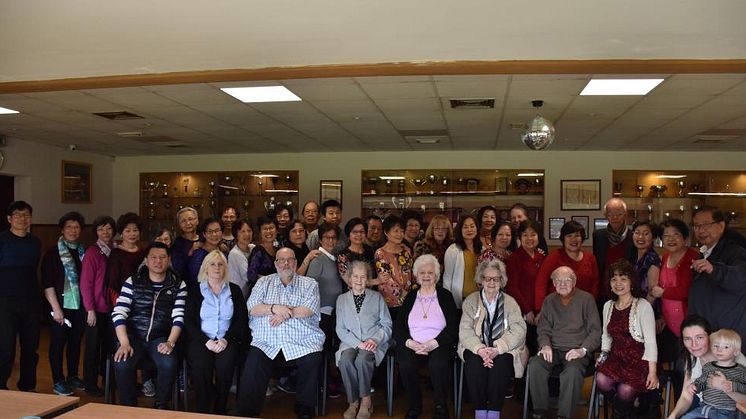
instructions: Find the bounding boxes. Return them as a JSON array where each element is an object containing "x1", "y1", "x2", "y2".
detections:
[
  {"x1": 656, "y1": 174, "x2": 687, "y2": 179},
  {"x1": 220, "y1": 86, "x2": 301, "y2": 103},
  {"x1": 689, "y1": 192, "x2": 746, "y2": 197},
  {"x1": 0, "y1": 106, "x2": 19, "y2": 114},
  {"x1": 415, "y1": 138, "x2": 440, "y2": 144},
  {"x1": 517, "y1": 173, "x2": 544, "y2": 177},
  {"x1": 378, "y1": 176, "x2": 406, "y2": 180},
  {"x1": 579, "y1": 79, "x2": 664, "y2": 96}
]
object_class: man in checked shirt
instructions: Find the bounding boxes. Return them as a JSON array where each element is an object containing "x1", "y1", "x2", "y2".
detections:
[{"x1": 236, "y1": 247, "x2": 325, "y2": 419}]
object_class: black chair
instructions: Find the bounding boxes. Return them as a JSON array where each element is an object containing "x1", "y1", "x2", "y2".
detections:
[
  {"x1": 522, "y1": 358, "x2": 597, "y2": 419},
  {"x1": 588, "y1": 363, "x2": 674, "y2": 419}
]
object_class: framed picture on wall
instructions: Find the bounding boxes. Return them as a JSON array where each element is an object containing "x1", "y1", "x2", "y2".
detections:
[
  {"x1": 61, "y1": 160, "x2": 92, "y2": 203},
  {"x1": 571, "y1": 215, "x2": 590, "y2": 239},
  {"x1": 549, "y1": 217, "x2": 565, "y2": 240},
  {"x1": 561, "y1": 179, "x2": 601, "y2": 210},
  {"x1": 594, "y1": 218, "x2": 609, "y2": 233},
  {"x1": 320, "y1": 180, "x2": 342, "y2": 203}
]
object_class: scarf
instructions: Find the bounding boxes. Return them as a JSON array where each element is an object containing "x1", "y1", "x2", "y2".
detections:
[
  {"x1": 58, "y1": 236, "x2": 86, "y2": 310},
  {"x1": 96, "y1": 238, "x2": 112, "y2": 258},
  {"x1": 481, "y1": 289, "x2": 505, "y2": 346},
  {"x1": 606, "y1": 223, "x2": 628, "y2": 247},
  {"x1": 319, "y1": 247, "x2": 336, "y2": 261}
]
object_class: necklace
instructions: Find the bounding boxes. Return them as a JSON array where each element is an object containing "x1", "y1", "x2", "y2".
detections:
[
  {"x1": 419, "y1": 293, "x2": 435, "y2": 319},
  {"x1": 615, "y1": 297, "x2": 632, "y2": 310}
]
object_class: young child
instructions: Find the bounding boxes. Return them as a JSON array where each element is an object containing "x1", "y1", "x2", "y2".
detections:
[{"x1": 682, "y1": 329, "x2": 746, "y2": 419}]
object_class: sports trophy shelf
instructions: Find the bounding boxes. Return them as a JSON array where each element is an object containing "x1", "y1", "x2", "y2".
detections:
[
  {"x1": 139, "y1": 171, "x2": 299, "y2": 230},
  {"x1": 360, "y1": 169, "x2": 545, "y2": 223},
  {"x1": 612, "y1": 170, "x2": 746, "y2": 233}
]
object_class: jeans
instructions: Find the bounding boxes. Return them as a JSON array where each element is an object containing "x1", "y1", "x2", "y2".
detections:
[
  {"x1": 680, "y1": 405, "x2": 740, "y2": 419},
  {"x1": 113, "y1": 336, "x2": 177, "y2": 407}
]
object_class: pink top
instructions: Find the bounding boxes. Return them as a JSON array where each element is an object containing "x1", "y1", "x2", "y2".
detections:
[
  {"x1": 408, "y1": 293, "x2": 446, "y2": 342},
  {"x1": 80, "y1": 244, "x2": 111, "y2": 313},
  {"x1": 659, "y1": 248, "x2": 697, "y2": 337}
]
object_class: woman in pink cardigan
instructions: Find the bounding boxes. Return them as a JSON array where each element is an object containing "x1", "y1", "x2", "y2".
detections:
[{"x1": 79, "y1": 215, "x2": 116, "y2": 396}]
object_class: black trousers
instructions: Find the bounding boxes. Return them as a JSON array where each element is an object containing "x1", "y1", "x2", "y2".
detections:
[
  {"x1": 83, "y1": 312, "x2": 112, "y2": 390},
  {"x1": 236, "y1": 346, "x2": 321, "y2": 417},
  {"x1": 48, "y1": 307, "x2": 85, "y2": 383},
  {"x1": 0, "y1": 296, "x2": 40, "y2": 391},
  {"x1": 188, "y1": 339, "x2": 239, "y2": 414},
  {"x1": 463, "y1": 350, "x2": 513, "y2": 411},
  {"x1": 396, "y1": 342, "x2": 452, "y2": 412}
]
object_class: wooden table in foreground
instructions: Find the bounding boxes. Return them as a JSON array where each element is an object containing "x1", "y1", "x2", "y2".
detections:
[
  {"x1": 0, "y1": 389, "x2": 79, "y2": 418},
  {"x1": 737, "y1": 402, "x2": 746, "y2": 415},
  {"x1": 55, "y1": 403, "x2": 256, "y2": 419}
]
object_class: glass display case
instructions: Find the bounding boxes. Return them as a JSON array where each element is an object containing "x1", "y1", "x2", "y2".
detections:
[
  {"x1": 361, "y1": 169, "x2": 545, "y2": 223},
  {"x1": 139, "y1": 170, "x2": 298, "y2": 231},
  {"x1": 612, "y1": 170, "x2": 746, "y2": 234}
]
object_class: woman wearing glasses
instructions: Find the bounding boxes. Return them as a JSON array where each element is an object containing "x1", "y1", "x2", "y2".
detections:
[
  {"x1": 413, "y1": 214, "x2": 454, "y2": 283},
  {"x1": 187, "y1": 218, "x2": 223, "y2": 292}
]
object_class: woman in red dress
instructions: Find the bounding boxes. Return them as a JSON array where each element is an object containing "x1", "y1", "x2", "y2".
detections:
[{"x1": 596, "y1": 260, "x2": 659, "y2": 418}]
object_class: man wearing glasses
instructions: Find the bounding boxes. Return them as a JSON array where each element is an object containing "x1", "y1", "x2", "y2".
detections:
[
  {"x1": 528, "y1": 266, "x2": 601, "y2": 419},
  {"x1": 237, "y1": 247, "x2": 324, "y2": 419},
  {"x1": 0, "y1": 201, "x2": 42, "y2": 392},
  {"x1": 593, "y1": 197, "x2": 633, "y2": 307},
  {"x1": 689, "y1": 206, "x2": 746, "y2": 340}
]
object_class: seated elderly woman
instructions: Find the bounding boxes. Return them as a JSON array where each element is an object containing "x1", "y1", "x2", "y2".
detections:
[
  {"x1": 394, "y1": 254, "x2": 459, "y2": 419},
  {"x1": 336, "y1": 261, "x2": 392, "y2": 419},
  {"x1": 184, "y1": 250, "x2": 250, "y2": 414},
  {"x1": 459, "y1": 258, "x2": 527, "y2": 419}
]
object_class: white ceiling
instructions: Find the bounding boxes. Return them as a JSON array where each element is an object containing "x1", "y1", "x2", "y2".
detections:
[{"x1": 0, "y1": 1, "x2": 745, "y2": 156}]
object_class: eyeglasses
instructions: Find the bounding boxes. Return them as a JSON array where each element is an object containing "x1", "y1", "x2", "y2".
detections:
[
  {"x1": 606, "y1": 212, "x2": 626, "y2": 218},
  {"x1": 205, "y1": 228, "x2": 222, "y2": 235},
  {"x1": 433, "y1": 227, "x2": 449, "y2": 232},
  {"x1": 693, "y1": 221, "x2": 718, "y2": 230},
  {"x1": 321, "y1": 235, "x2": 338, "y2": 241},
  {"x1": 482, "y1": 276, "x2": 501, "y2": 283},
  {"x1": 350, "y1": 229, "x2": 366, "y2": 235},
  {"x1": 275, "y1": 257, "x2": 296, "y2": 264},
  {"x1": 10, "y1": 213, "x2": 31, "y2": 219},
  {"x1": 553, "y1": 278, "x2": 574, "y2": 285},
  {"x1": 662, "y1": 233, "x2": 682, "y2": 239}
]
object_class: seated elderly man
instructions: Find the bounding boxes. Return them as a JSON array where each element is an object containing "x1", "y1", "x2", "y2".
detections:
[
  {"x1": 528, "y1": 266, "x2": 601, "y2": 419},
  {"x1": 236, "y1": 247, "x2": 325, "y2": 419}
]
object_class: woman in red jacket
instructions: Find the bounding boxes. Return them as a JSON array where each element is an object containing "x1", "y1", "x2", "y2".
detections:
[
  {"x1": 534, "y1": 220, "x2": 599, "y2": 312},
  {"x1": 649, "y1": 218, "x2": 697, "y2": 363},
  {"x1": 506, "y1": 219, "x2": 545, "y2": 355}
]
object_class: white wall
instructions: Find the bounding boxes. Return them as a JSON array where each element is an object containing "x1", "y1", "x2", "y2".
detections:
[
  {"x1": 0, "y1": 138, "x2": 113, "y2": 224},
  {"x1": 111, "y1": 150, "x2": 746, "y2": 239}
]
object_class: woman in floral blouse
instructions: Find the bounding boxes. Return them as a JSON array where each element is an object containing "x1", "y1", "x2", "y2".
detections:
[{"x1": 372, "y1": 214, "x2": 414, "y2": 320}]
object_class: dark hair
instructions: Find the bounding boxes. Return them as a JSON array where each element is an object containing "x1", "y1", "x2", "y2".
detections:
[
  {"x1": 693, "y1": 205, "x2": 725, "y2": 224},
  {"x1": 321, "y1": 199, "x2": 342, "y2": 216},
  {"x1": 509, "y1": 203, "x2": 529, "y2": 217},
  {"x1": 256, "y1": 215, "x2": 278, "y2": 230},
  {"x1": 149, "y1": 225, "x2": 175, "y2": 246},
  {"x1": 607, "y1": 259, "x2": 642, "y2": 300},
  {"x1": 198, "y1": 217, "x2": 223, "y2": 235},
  {"x1": 659, "y1": 218, "x2": 689, "y2": 240},
  {"x1": 454, "y1": 214, "x2": 483, "y2": 253},
  {"x1": 92, "y1": 215, "x2": 116, "y2": 232},
  {"x1": 116, "y1": 212, "x2": 142, "y2": 234},
  {"x1": 365, "y1": 215, "x2": 382, "y2": 226},
  {"x1": 560, "y1": 220, "x2": 585, "y2": 243},
  {"x1": 288, "y1": 219, "x2": 305, "y2": 231},
  {"x1": 318, "y1": 222, "x2": 340, "y2": 239},
  {"x1": 401, "y1": 210, "x2": 422, "y2": 227},
  {"x1": 344, "y1": 217, "x2": 367, "y2": 237},
  {"x1": 518, "y1": 219, "x2": 544, "y2": 240},
  {"x1": 221, "y1": 206, "x2": 240, "y2": 218},
  {"x1": 477, "y1": 205, "x2": 497, "y2": 230},
  {"x1": 680, "y1": 314, "x2": 712, "y2": 374},
  {"x1": 382, "y1": 214, "x2": 404, "y2": 234},
  {"x1": 145, "y1": 241, "x2": 171, "y2": 257},
  {"x1": 7, "y1": 200, "x2": 33, "y2": 215},
  {"x1": 273, "y1": 204, "x2": 293, "y2": 220},
  {"x1": 632, "y1": 220, "x2": 660, "y2": 239},
  {"x1": 231, "y1": 218, "x2": 253, "y2": 240},
  {"x1": 58, "y1": 211, "x2": 85, "y2": 229}
]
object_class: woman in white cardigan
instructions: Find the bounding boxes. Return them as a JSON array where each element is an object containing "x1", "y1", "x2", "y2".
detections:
[
  {"x1": 596, "y1": 259, "x2": 659, "y2": 419},
  {"x1": 443, "y1": 214, "x2": 482, "y2": 309},
  {"x1": 458, "y1": 258, "x2": 527, "y2": 419},
  {"x1": 336, "y1": 260, "x2": 392, "y2": 419}
]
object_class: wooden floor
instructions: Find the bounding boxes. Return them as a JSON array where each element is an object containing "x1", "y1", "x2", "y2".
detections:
[{"x1": 7, "y1": 326, "x2": 608, "y2": 418}]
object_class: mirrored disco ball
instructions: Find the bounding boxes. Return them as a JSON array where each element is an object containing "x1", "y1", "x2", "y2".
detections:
[{"x1": 521, "y1": 114, "x2": 555, "y2": 150}]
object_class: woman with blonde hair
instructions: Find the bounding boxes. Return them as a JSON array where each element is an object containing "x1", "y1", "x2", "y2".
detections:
[
  {"x1": 184, "y1": 250, "x2": 250, "y2": 414},
  {"x1": 413, "y1": 214, "x2": 454, "y2": 282}
]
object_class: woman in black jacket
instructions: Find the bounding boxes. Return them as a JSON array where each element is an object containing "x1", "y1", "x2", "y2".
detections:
[
  {"x1": 184, "y1": 249, "x2": 250, "y2": 414},
  {"x1": 394, "y1": 254, "x2": 459, "y2": 419}
]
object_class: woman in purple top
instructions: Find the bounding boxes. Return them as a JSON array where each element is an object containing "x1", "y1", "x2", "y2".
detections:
[
  {"x1": 394, "y1": 254, "x2": 459, "y2": 419},
  {"x1": 79, "y1": 215, "x2": 116, "y2": 395},
  {"x1": 245, "y1": 216, "x2": 279, "y2": 295}
]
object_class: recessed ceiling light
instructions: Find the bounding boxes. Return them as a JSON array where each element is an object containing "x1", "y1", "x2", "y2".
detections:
[
  {"x1": 579, "y1": 79, "x2": 664, "y2": 96},
  {"x1": 220, "y1": 86, "x2": 301, "y2": 103},
  {"x1": 0, "y1": 106, "x2": 19, "y2": 114},
  {"x1": 416, "y1": 138, "x2": 440, "y2": 144}
]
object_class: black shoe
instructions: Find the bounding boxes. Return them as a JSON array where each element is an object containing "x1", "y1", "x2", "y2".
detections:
[
  {"x1": 295, "y1": 404, "x2": 314, "y2": 419},
  {"x1": 85, "y1": 386, "x2": 103, "y2": 397},
  {"x1": 433, "y1": 404, "x2": 450, "y2": 419},
  {"x1": 405, "y1": 409, "x2": 421, "y2": 419},
  {"x1": 154, "y1": 401, "x2": 169, "y2": 410}
]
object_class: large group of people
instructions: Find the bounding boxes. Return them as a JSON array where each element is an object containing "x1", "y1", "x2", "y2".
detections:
[{"x1": 1, "y1": 196, "x2": 745, "y2": 419}]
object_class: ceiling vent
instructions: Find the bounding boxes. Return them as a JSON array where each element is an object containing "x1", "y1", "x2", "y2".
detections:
[
  {"x1": 124, "y1": 135, "x2": 186, "y2": 147},
  {"x1": 92, "y1": 111, "x2": 144, "y2": 120},
  {"x1": 400, "y1": 129, "x2": 450, "y2": 145},
  {"x1": 449, "y1": 98, "x2": 495, "y2": 109}
]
